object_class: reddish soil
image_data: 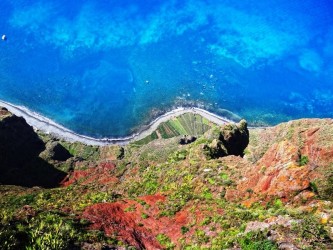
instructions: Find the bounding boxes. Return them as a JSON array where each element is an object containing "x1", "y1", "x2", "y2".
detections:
[
  {"x1": 61, "y1": 162, "x2": 118, "y2": 187},
  {"x1": 82, "y1": 194, "x2": 221, "y2": 249},
  {"x1": 226, "y1": 119, "x2": 333, "y2": 206}
]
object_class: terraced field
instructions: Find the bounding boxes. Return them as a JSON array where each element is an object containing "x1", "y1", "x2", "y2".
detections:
[{"x1": 133, "y1": 113, "x2": 212, "y2": 145}]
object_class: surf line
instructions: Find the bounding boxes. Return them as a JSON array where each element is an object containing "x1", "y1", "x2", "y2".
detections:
[{"x1": 0, "y1": 99, "x2": 233, "y2": 146}]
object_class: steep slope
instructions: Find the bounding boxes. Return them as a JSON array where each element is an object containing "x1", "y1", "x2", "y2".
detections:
[
  {"x1": 0, "y1": 107, "x2": 66, "y2": 187},
  {"x1": 0, "y1": 109, "x2": 333, "y2": 249},
  {"x1": 227, "y1": 119, "x2": 333, "y2": 205}
]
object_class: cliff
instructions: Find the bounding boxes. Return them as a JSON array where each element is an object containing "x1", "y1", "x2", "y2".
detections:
[
  {"x1": 0, "y1": 108, "x2": 333, "y2": 249},
  {"x1": 0, "y1": 107, "x2": 66, "y2": 187}
]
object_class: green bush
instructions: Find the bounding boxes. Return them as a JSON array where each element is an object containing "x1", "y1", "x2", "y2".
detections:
[
  {"x1": 26, "y1": 213, "x2": 76, "y2": 250},
  {"x1": 169, "y1": 150, "x2": 188, "y2": 162},
  {"x1": 156, "y1": 234, "x2": 175, "y2": 249},
  {"x1": 299, "y1": 155, "x2": 309, "y2": 166},
  {"x1": 181, "y1": 226, "x2": 189, "y2": 234},
  {"x1": 0, "y1": 212, "x2": 79, "y2": 250},
  {"x1": 291, "y1": 216, "x2": 332, "y2": 248},
  {"x1": 141, "y1": 213, "x2": 149, "y2": 219},
  {"x1": 238, "y1": 231, "x2": 278, "y2": 250}
]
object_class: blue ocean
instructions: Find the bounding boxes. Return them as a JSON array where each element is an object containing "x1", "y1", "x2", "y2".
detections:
[{"x1": 0, "y1": 0, "x2": 332, "y2": 137}]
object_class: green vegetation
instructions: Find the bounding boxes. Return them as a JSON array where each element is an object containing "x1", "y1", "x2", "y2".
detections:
[
  {"x1": 2, "y1": 110, "x2": 333, "y2": 249},
  {"x1": 291, "y1": 216, "x2": 332, "y2": 249},
  {"x1": 132, "y1": 113, "x2": 212, "y2": 145},
  {"x1": 156, "y1": 234, "x2": 175, "y2": 249},
  {"x1": 299, "y1": 155, "x2": 309, "y2": 166},
  {"x1": 60, "y1": 141, "x2": 99, "y2": 161},
  {"x1": 132, "y1": 131, "x2": 158, "y2": 146},
  {"x1": 181, "y1": 226, "x2": 189, "y2": 234},
  {"x1": 141, "y1": 213, "x2": 149, "y2": 219},
  {"x1": 238, "y1": 231, "x2": 278, "y2": 250},
  {"x1": 0, "y1": 211, "x2": 115, "y2": 250},
  {"x1": 169, "y1": 149, "x2": 188, "y2": 162}
]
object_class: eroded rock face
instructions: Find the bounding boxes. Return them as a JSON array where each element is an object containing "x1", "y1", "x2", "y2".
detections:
[
  {"x1": 203, "y1": 119, "x2": 249, "y2": 159},
  {"x1": 225, "y1": 118, "x2": 333, "y2": 205},
  {"x1": 221, "y1": 119, "x2": 249, "y2": 156}
]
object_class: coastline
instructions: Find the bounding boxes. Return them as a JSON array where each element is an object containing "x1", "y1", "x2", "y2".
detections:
[{"x1": 0, "y1": 99, "x2": 234, "y2": 146}]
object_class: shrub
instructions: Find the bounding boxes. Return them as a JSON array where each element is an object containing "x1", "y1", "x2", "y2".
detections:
[
  {"x1": 27, "y1": 213, "x2": 76, "y2": 250},
  {"x1": 238, "y1": 231, "x2": 278, "y2": 250},
  {"x1": 141, "y1": 213, "x2": 149, "y2": 219},
  {"x1": 181, "y1": 226, "x2": 189, "y2": 234},
  {"x1": 0, "y1": 212, "x2": 80, "y2": 250},
  {"x1": 309, "y1": 182, "x2": 319, "y2": 194},
  {"x1": 156, "y1": 234, "x2": 175, "y2": 249},
  {"x1": 291, "y1": 216, "x2": 332, "y2": 248},
  {"x1": 299, "y1": 155, "x2": 309, "y2": 166}
]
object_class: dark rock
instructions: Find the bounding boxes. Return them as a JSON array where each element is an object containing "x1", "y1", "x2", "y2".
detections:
[
  {"x1": 219, "y1": 119, "x2": 249, "y2": 156},
  {"x1": 203, "y1": 139, "x2": 228, "y2": 158},
  {"x1": 0, "y1": 114, "x2": 45, "y2": 168},
  {"x1": 203, "y1": 120, "x2": 249, "y2": 159},
  {"x1": 0, "y1": 111, "x2": 66, "y2": 187},
  {"x1": 117, "y1": 147, "x2": 125, "y2": 160},
  {"x1": 179, "y1": 135, "x2": 197, "y2": 145}
]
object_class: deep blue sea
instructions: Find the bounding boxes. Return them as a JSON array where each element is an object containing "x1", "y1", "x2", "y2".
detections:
[{"x1": 0, "y1": 0, "x2": 332, "y2": 137}]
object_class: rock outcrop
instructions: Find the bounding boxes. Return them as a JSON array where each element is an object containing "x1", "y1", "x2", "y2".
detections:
[
  {"x1": 225, "y1": 118, "x2": 333, "y2": 205},
  {"x1": 203, "y1": 119, "x2": 249, "y2": 158}
]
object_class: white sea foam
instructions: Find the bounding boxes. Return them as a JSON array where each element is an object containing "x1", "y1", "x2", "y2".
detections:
[{"x1": 0, "y1": 99, "x2": 234, "y2": 146}]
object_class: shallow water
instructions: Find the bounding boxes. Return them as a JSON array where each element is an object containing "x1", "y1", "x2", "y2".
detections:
[{"x1": 0, "y1": 0, "x2": 332, "y2": 137}]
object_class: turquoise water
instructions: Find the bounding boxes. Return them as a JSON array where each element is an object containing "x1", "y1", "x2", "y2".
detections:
[{"x1": 0, "y1": 0, "x2": 332, "y2": 137}]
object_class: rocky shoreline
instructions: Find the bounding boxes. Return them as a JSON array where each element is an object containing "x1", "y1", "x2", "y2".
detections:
[{"x1": 0, "y1": 100, "x2": 234, "y2": 145}]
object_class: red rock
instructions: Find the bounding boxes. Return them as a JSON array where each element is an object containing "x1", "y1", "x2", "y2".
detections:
[
  {"x1": 82, "y1": 202, "x2": 163, "y2": 250},
  {"x1": 60, "y1": 162, "x2": 118, "y2": 187},
  {"x1": 226, "y1": 119, "x2": 333, "y2": 206}
]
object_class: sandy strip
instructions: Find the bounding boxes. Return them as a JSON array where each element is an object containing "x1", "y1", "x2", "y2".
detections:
[{"x1": 0, "y1": 100, "x2": 233, "y2": 146}]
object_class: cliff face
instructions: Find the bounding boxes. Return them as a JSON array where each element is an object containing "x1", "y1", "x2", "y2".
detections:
[
  {"x1": 1, "y1": 108, "x2": 333, "y2": 249},
  {"x1": 0, "y1": 108, "x2": 44, "y2": 169},
  {"x1": 0, "y1": 107, "x2": 66, "y2": 187}
]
